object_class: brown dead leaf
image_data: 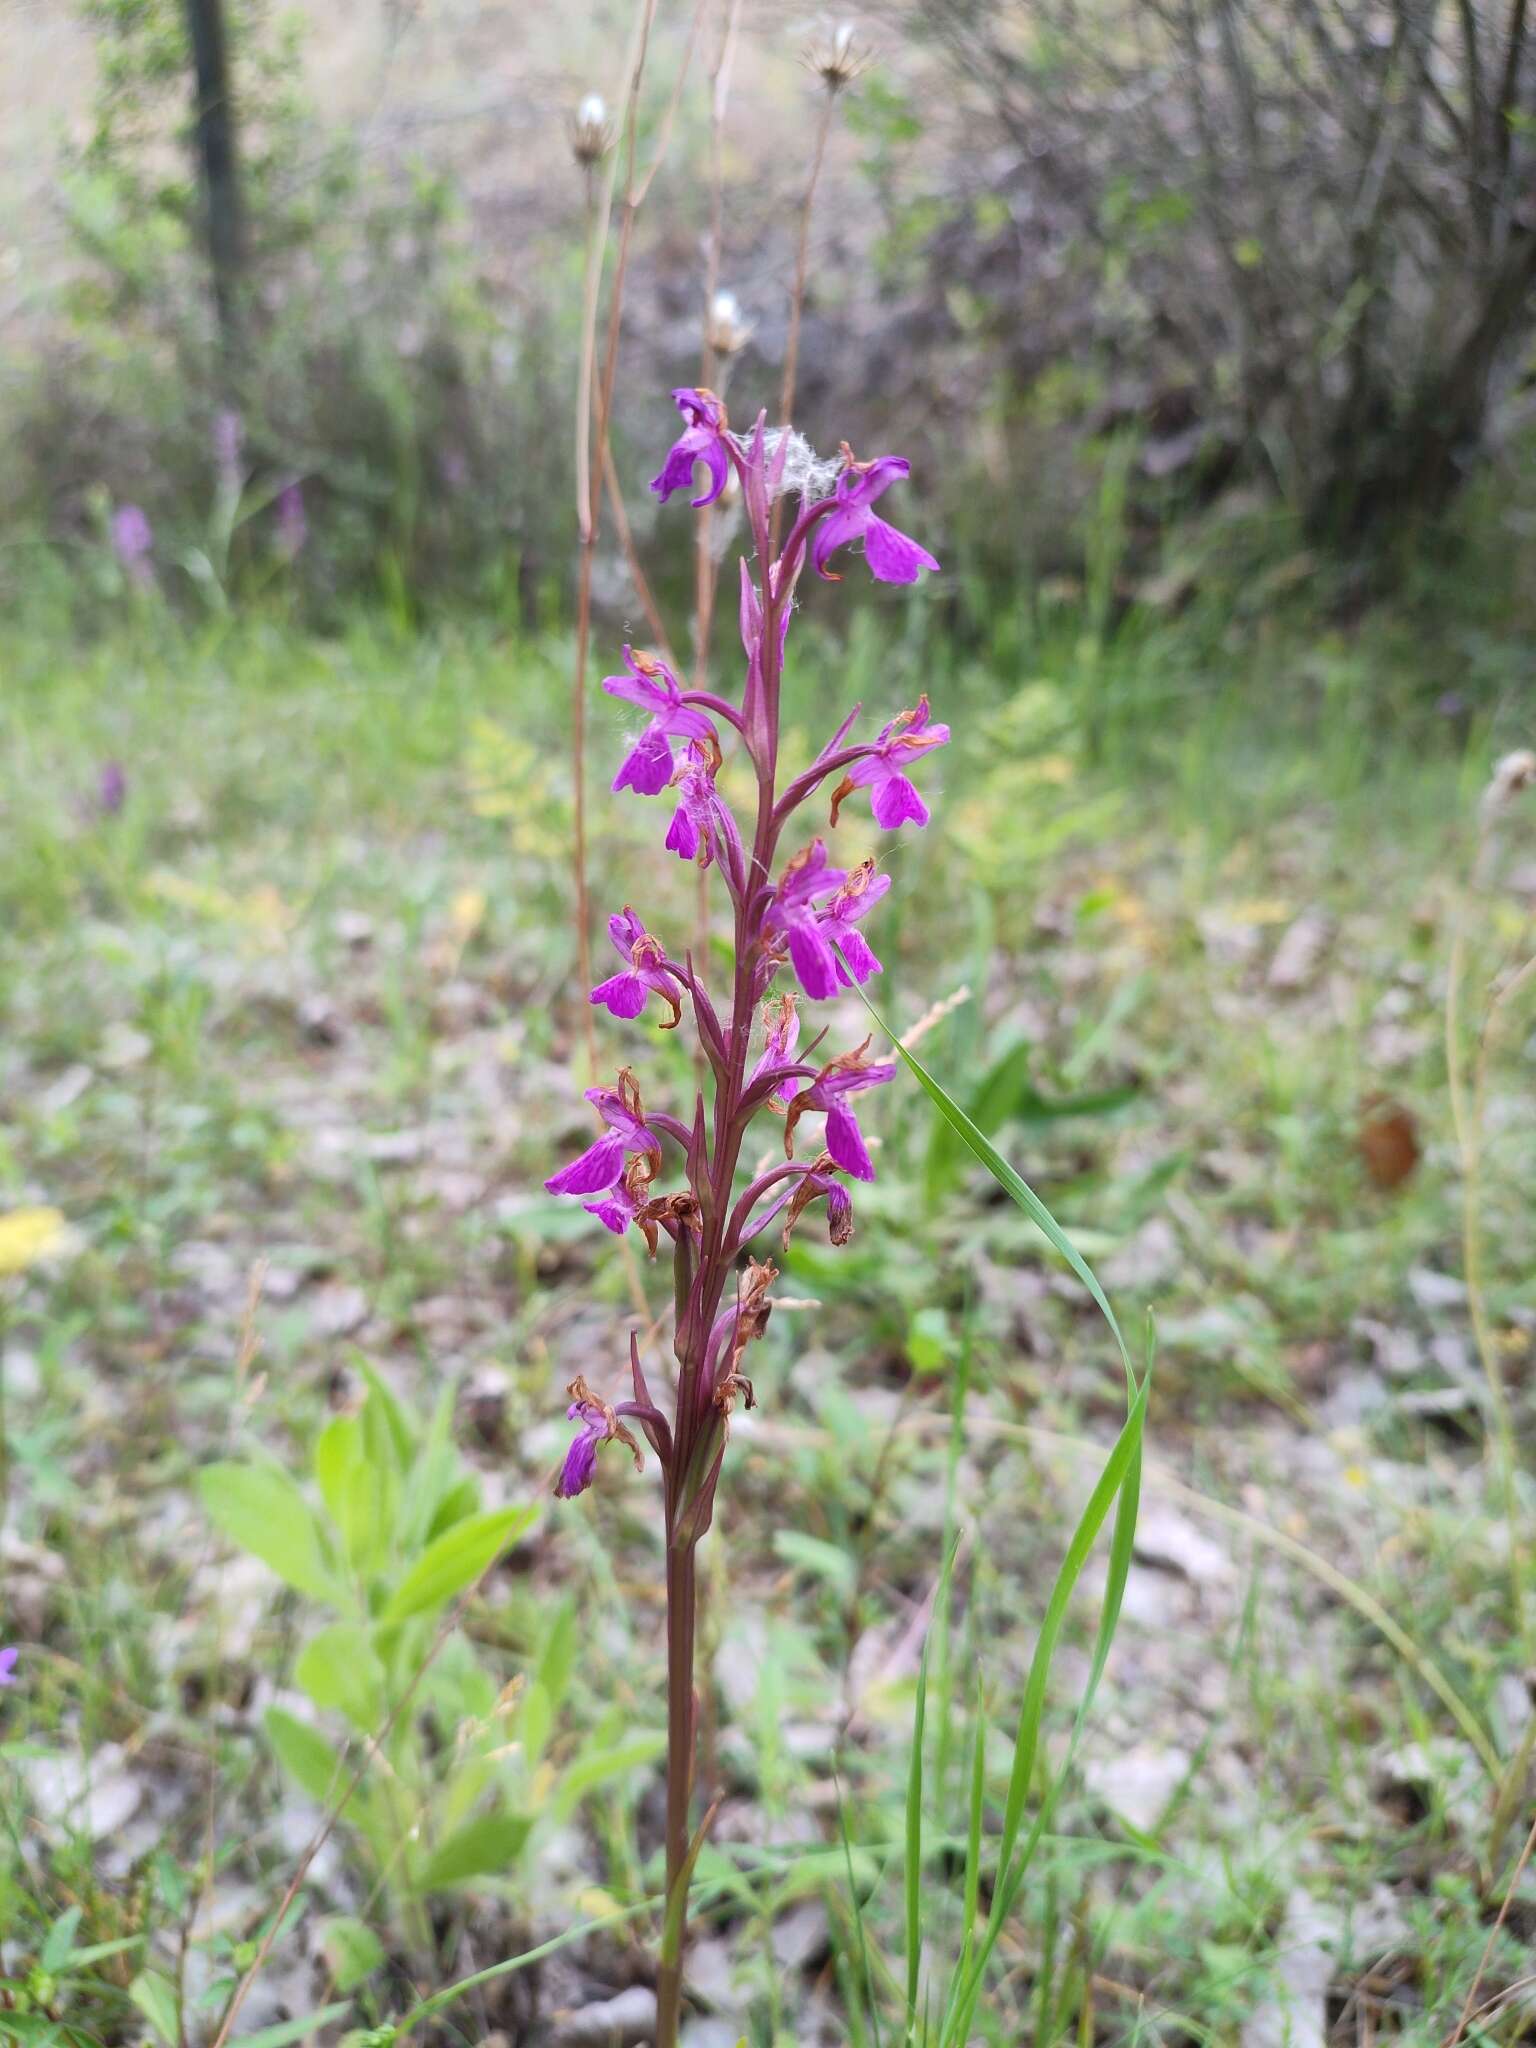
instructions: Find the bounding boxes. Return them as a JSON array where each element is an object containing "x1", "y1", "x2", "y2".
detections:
[{"x1": 1358, "y1": 1094, "x2": 1420, "y2": 1190}]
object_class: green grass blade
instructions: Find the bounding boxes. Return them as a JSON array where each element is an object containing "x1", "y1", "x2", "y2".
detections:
[
  {"x1": 905, "y1": 1577, "x2": 935, "y2": 2039},
  {"x1": 943, "y1": 1377, "x2": 1150, "y2": 2044},
  {"x1": 837, "y1": 1779, "x2": 884, "y2": 2048},
  {"x1": 848, "y1": 980, "x2": 1135, "y2": 1395}
]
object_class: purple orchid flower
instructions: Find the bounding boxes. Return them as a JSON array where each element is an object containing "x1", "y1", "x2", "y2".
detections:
[
  {"x1": 748, "y1": 993, "x2": 802, "y2": 1106},
  {"x1": 556, "y1": 1378, "x2": 644, "y2": 1498},
  {"x1": 818, "y1": 859, "x2": 891, "y2": 985},
  {"x1": 784, "y1": 1044, "x2": 898, "y2": 1181},
  {"x1": 0, "y1": 1646, "x2": 17, "y2": 1686},
  {"x1": 545, "y1": 1071, "x2": 661, "y2": 1200},
  {"x1": 764, "y1": 839, "x2": 848, "y2": 1000},
  {"x1": 830, "y1": 696, "x2": 950, "y2": 831},
  {"x1": 604, "y1": 649, "x2": 719, "y2": 797},
  {"x1": 590, "y1": 908, "x2": 683, "y2": 1025},
  {"x1": 649, "y1": 387, "x2": 730, "y2": 508},
  {"x1": 812, "y1": 453, "x2": 940, "y2": 585}
]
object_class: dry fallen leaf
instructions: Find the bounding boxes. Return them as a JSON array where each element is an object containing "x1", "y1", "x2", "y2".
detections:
[{"x1": 1357, "y1": 1094, "x2": 1420, "y2": 1190}]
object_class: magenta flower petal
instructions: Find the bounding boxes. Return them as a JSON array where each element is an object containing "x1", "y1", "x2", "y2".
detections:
[
  {"x1": 834, "y1": 928, "x2": 883, "y2": 985},
  {"x1": 649, "y1": 389, "x2": 730, "y2": 508},
  {"x1": 584, "y1": 1190, "x2": 637, "y2": 1234},
  {"x1": 811, "y1": 455, "x2": 938, "y2": 584},
  {"x1": 870, "y1": 774, "x2": 930, "y2": 829},
  {"x1": 787, "y1": 918, "x2": 842, "y2": 1001},
  {"x1": 591, "y1": 970, "x2": 649, "y2": 1019},
  {"x1": 613, "y1": 722, "x2": 675, "y2": 796},
  {"x1": 863, "y1": 514, "x2": 941, "y2": 585},
  {"x1": 824, "y1": 1099, "x2": 875, "y2": 1180},
  {"x1": 545, "y1": 1130, "x2": 626, "y2": 1196},
  {"x1": 556, "y1": 1427, "x2": 600, "y2": 1498},
  {"x1": 0, "y1": 1646, "x2": 17, "y2": 1687},
  {"x1": 665, "y1": 804, "x2": 699, "y2": 860}
]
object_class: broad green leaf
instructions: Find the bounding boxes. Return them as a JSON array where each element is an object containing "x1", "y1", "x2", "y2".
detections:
[
  {"x1": 265, "y1": 1705, "x2": 346, "y2": 1806},
  {"x1": 382, "y1": 1505, "x2": 536, "y2": 1623},
  {"x1": 313, "y1": 1396, "x2": 400, "y2": 1579},
  {"x1": 128, "y1": 1971, "x2": 179, "y2": 2048},
  {"x1": 199, "y1": 1460, "x2": 342, "y2": 1604},
  {"x1": 414, "y1": 1812, "x2": 530, "y2": 1890},
  {"x1": 316, "y1": 1917, "x2": 385, "y2": 1993},
  {"x1": 294, "y1": 1624, "x2": 385, "y2": 1731},
  {"x1": 354, "y1": 1358, "x2": 414, "y2": 1468}
]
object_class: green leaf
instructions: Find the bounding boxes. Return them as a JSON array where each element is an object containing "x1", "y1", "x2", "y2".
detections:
[
  {"x1": 316, "y1": 1917, "x2": 385, "y2": 1994},
  {"x1": 772, "y1": 1529, "x2": 856, "y2": 1593},
  {"x1": 199, "y1": 1460, "x2": 342, "y2": 1604},
  {"x1": 382, "y1": 1505, "x2": 536, "y2": 1623},
  {"x1": 265, "y1": 1705, "x2": 346, "y2": 1806},
  {"x1": 128, "y1": 1970, "x2": 179, "y2": 2048},
  {"x1": 41, "y1": 1908, "x2": 82, "y2": 1972},
  {"x1": 535, "y1": 1598, "x2": 577, "y2": 1707},
  {"x1": 905, "y1": 1617, "x2": 930, "y2": 2031},
  {"x1": 848, "y1": 982, "x2": 1134, "y2": 1393},
  {"x1": 552, "y1": 1734, "x2": 665, "y2": 1821},
  {"x1": 294, "y1": 1624, "x2": 384, "y2": 1731},
  {"x1": 228, "y1": 2003, "x2": 352, "y2": 2048},
  {"x1": 518, "y1": 1678, "x2": 553, "y2": 1772},
  {"x1": 415, "y1": 1813, "x2": 530, "y2": 1891}
]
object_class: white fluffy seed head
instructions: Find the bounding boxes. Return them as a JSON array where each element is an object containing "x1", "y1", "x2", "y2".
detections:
[
  {"x1": 706, "y1": 289, "x2": 753, "y2": 358},
  {"x1": 570, "y1": 94, "x2": 612, "y2": 166}
]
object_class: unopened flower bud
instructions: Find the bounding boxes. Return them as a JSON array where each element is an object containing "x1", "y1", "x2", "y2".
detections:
[
  {"x1": 706, "y1": 289, "x2": 752, "y2": 359},
  {"x1": 570, "y1": 93, "x2": 612, "y2": 168},
  {"x1": 803, "y1": 18, "x2": 867, "y2": 92}
]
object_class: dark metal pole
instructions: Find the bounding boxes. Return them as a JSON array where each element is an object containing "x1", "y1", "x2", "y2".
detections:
[{"x1": 183, "y1": 0, "x2": 245, "y2": 351}]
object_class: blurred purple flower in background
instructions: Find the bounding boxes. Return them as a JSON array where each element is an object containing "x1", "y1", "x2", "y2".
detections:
[
  {"x1": 276, "y1": 480, "x2": 308, "y2": 559},
  {"x1": 111, "y1": 504, "x2": 154, "y2": 587},
  {"x1": 213, "y1": 408, "x2": 244, "y2": 491},
  {"x1": 0, "y1": 1647, "x2": 18, "y2": 1687},
  {"x1": 97, "y1": 761, "x2": 127, "y2": 816}
]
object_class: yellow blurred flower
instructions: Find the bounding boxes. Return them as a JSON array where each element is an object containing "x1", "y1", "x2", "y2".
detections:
[{"x1": 0, "y1": 1207, "x2": 66, "y2": 1278}]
